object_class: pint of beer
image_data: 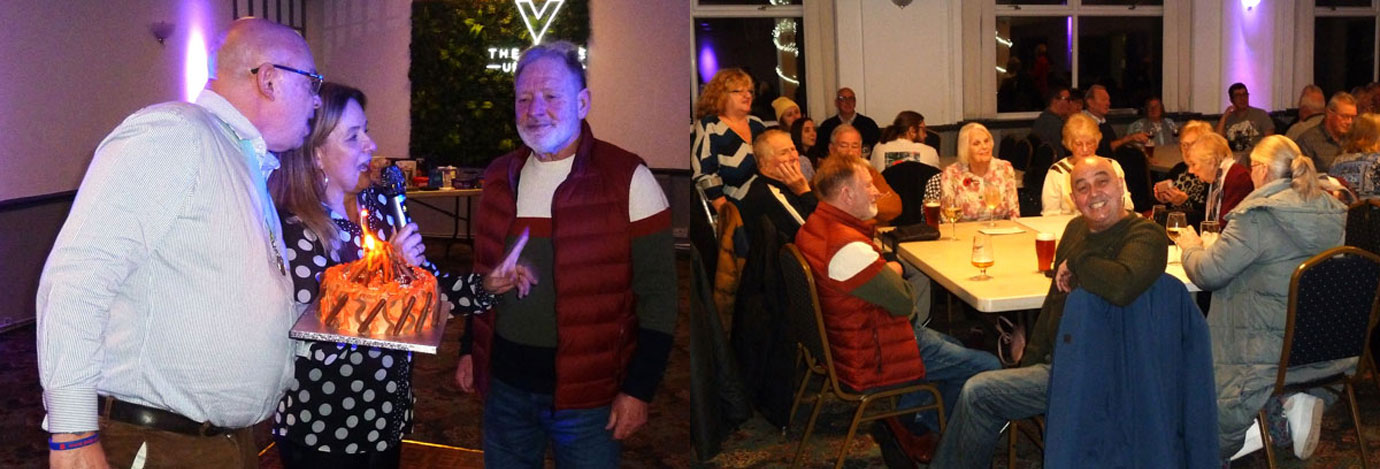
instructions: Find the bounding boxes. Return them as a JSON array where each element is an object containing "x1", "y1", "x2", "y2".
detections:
[
  {"x1": 1036, "y1": 232, "x2": 1056, "y2": 272},
  {"x1": 923, "y1": 201, "x2": 941, "y2": 227}
]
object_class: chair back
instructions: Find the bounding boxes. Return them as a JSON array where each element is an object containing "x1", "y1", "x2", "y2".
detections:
[
  {"x1": 882, "y1": 161, "x2": 942, "y2": 226},
  {"x1": 998, "y1": 134, "x2": 1020, "y2": 166},
  {"x1": 1346, "y1": 199, "x2": 1380, "y2": 256},
  {"x1": 778, "y1": 244, "x2": 836, "y2": 387},
  {"x1": 1277, "y1": 246, "x2": 1380, "y2": 390},
  {"x1": 691, "y1": 186, "x2": 720, "y2": 276},
  {"x1": 1023, "y1": 142, "x2": 1058, "y2": 191}
]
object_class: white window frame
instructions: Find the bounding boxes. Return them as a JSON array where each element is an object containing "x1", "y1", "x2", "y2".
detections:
[
  {"x1": 689, "y1": 1, "x2": 812, "y2": 124},
  {"x1": 969, "y1": 0, "x2": 1179, "y2": 120},
  {"x1": 1310, "y1": 1, "x2": 1380, "y2": 87}
]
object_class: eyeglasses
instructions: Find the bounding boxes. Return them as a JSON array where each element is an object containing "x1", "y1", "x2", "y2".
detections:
[
  {"x1": 836, "y1": 95, "x2": 856, "y2": 102},
  {"x1": 251, "y1": 64, "x2": 324, "y2": 95}
]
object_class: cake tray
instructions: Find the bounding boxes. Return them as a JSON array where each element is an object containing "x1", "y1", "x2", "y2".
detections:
[{"x1": 290, "y1": 300, "x2": 450, "y2": 354}]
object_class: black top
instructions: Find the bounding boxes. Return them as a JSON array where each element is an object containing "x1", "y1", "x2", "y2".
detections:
[{"x1": 272, "y1": 187, "x2": 492, "y2": 454}]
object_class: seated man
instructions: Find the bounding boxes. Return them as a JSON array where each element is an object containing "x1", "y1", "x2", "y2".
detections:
[
  {"x1": 796, "y1": 157, "x2": 1000, "y2": 464},
  {"x1": 740, "y1": 129, "x2": 818, "y2": 241},
  {"x1": 931, "y1": 156, "x2": 1168, "y2": 468}
]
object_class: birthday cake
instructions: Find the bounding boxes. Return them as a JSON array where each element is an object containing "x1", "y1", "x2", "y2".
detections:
[{"x1": 317, "y1": 233, "x2": 439, "y2": 337}]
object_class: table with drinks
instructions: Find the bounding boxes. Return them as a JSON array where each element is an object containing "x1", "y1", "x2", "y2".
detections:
[{"x1": 896, "y1": 214, "x2": 1201, "y2": 313}]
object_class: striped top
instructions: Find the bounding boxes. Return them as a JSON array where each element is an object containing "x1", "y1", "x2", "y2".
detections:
[
  {"x1": 692, "y1": 114, "x2": 766, "y2": 202},
  {"x1": 37, "y1": 91, "x2": 297, "y2": 433}
]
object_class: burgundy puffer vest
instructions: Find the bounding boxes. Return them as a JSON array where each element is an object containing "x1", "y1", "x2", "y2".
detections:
[
  {"x1": 471, "y1": 122, "x2": 642, "y2": 409},
  {"x1": 795, "y1": 203, "x2": 925, "y2": 390}
]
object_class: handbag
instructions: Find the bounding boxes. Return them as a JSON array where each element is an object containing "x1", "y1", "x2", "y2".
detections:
[{"x1": 880, "y1": 223, "x2": 940, "y2": 252}]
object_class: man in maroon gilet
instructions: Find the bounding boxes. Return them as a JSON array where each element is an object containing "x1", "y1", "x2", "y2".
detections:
[{"x1": 453, "y1": 42, "x2": 677, "y2": 468}]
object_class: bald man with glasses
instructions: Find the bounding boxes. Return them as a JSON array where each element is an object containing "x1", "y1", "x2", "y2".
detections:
[{"x1": 38, "y1": 18, "x2": 322, "y2": 468}]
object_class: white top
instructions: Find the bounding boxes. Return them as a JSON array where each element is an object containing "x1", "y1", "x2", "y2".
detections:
[
  {"x1": 37, "y1": 90, "x2": 297, "y2": 432},
  {"x1": 517, "y1": 153, "x2": 668, "y2": 222},
  {"x1": 828, "y1": 241, "x2": 881, "y2": 281},
  {"x1": 870, "y1": 138, "x2": 941, "y2": 172},
  {"x1": 1040, "y1": 156, "x2": 1135, "y2": 216}
]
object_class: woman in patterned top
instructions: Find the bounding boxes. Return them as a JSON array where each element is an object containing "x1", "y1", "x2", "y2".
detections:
[
  {"x1": 692, "y1": 68, "x2": 767, "y2": 211},
  {"x1": 266, "y1": 83, "x2": 526, "y2": 468},
  {"x1": 941, "y1": 122, "x2": 1020, "y2": 221}
]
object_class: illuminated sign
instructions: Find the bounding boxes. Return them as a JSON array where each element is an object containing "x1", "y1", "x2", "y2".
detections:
[
  {"x1": 516, "y1": 0, "x2": 564, "y2": 45},
  {"x1": 486, "y1": 0, "x2": 584, "y2": 73}
]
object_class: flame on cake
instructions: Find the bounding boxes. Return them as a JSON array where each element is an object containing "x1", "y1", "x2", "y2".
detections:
[{"x1": 317, "y1": 228, "x2": 438, "y2": 336}]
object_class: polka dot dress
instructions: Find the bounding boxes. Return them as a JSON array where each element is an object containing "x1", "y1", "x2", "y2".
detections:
[{"x1": 272, "y1": 187, "x2": 494, "y2": 454}]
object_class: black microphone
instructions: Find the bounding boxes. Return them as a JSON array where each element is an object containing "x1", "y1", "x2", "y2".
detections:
[{"x1": 379, "y1": 165, "x2": 410, "y2": 234}]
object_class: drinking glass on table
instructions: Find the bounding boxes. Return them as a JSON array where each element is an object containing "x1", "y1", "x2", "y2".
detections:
[
  {"x1": 923, "y1": 196, "x2": 941, "y2": 228},
  {"x1": 1200, "y1": 220, "x2": 1221, "y2": 247},
  {"x1": 982, "y1": 182, "x2": 1002, "y2": 227},
  {"x1": 1166, "y1": 212, "x2": 1187, "y2": 264},
  {"x1": 1151, "y1": 204, "x2": 1168, "y2": 226},
  {"x1": 940, "y1": 194, "x2": 962, "y2": 240},
  {"x1": 1035, "y1": 232, "x2": 1056, "y2": 273},
  {"x1": 971, "y1": 233, "x2": 994, "y2": 281}
]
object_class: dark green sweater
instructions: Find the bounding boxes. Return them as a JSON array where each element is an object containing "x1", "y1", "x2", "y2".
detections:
[{"x1": 1020, "y1": 213, "x2": 1168, "y2": 366}]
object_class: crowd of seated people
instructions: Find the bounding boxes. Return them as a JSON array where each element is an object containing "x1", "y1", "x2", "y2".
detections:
[{"x1": 691, "y1": 75, "x2": 1380, "y2": 467}]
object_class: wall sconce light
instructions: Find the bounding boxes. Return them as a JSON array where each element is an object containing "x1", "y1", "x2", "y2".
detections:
[
  {"x1": 892, "y1": 0, "x2": 914, "y2": 8},
  {"x1": 1241, "y1": 0, "x2": 1261, "y2": 11},
  {"x1": 150, "y1": 21, "x2": 175, "y2": 46}
]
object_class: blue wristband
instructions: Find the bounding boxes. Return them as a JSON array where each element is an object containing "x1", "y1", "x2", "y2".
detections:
[{"x1": 49, "y1": 433, "x2": 99, "y2": 451}]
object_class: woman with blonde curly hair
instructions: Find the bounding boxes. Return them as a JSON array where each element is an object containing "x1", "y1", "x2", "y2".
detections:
[
  {"x1": 1040, "y1": 113, "x2": 1133, "y2": 216},
  {"x1": 692, "y1": 68, "x2": 767, "y2": 210}
]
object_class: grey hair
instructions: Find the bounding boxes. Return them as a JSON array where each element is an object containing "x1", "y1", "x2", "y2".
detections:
[
  {"x1": 831, "y1": 124, "x2": 859, "y2": 143},
  {"x1": 515, "y1": 41, "x2": 586, "y2": 90}
]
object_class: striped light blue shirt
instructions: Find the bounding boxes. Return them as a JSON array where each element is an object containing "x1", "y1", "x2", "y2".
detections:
[{"x1": 37, "y1": 90, "x2": 297, "y2": 433}]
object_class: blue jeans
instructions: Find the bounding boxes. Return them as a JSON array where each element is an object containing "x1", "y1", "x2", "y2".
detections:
[
  {"x1": 483, "y1": 378, "x2": 620, "y2": 468},
  {"x1": 930, "y1": 363, "x2": 1051, "y2": 469},
  {"x1": 898, "y1": 325, "x2": 1003, "y2": 433}
]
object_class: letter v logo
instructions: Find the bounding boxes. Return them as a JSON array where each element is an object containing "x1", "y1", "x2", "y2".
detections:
[{"x1": 515, "y1": 0, "x2": 565, "y2": 45}]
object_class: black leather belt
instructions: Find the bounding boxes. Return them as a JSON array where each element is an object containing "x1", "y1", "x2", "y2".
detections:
[{"x1": 100, "y1": 396, "x2": 234, "y2": 437}]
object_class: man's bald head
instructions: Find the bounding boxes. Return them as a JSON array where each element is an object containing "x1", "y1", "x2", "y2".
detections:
[
  {"x1": 214, "y1": 18, "x2": 311, "y2": 83},
  {"x1": 1070, "y1": 156, "x2": 1126, "y2": 231},
  {"x1": 208, "y1": 18, "x2": 320, "y2": 153}
]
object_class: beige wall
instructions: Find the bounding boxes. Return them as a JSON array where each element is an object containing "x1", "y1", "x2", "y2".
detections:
[
  {"x1": 0, "y1": 0, "x2": 231, "y2": 201},
  {"x1": 307, "y1": 1, "x2": 414, "y2": 160}
]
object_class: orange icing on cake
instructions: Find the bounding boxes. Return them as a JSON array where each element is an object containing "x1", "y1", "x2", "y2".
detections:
[{"x1": 318, "y1": 234, "x2": 438, "y2": 336}]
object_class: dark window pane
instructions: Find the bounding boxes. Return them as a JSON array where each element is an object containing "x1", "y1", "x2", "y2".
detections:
[
  {"x1": 1078, "y1": 16, "x2": 1162, "y2": 110},
  {"x1": 1314, "y1": 17, "x2": 1375, "y2": 96},
  {"x1": 1316, "y1": 0, "x2": 1373, "y2": 7},
  {"x1": 997, "y1": 0, "x2": 1067, "y2": 5},
  {"x1": 997, "y1": 16, "x2": 1071, "y2": 112},
  {"x1": 697, "y1": 0, "x2": 803, "y2": 5},
  {"x1": 695, "y1": 18, "x2": 807, "y2": 122},
  {"x1": 1083, "y1": 0, "x2": 1163, "y2": 5}
]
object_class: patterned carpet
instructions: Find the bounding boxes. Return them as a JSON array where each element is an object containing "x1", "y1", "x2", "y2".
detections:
[
  {"x1": 703, "y1": 299, "x2": 1380, "y2": 469},
  {"x1": 0, "y1": 243, "x2": 692, "y2": 468}
]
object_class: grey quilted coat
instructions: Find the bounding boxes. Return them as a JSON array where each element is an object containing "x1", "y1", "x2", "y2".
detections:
[{"x1": 1181, "y1": 178, "x2": 1347, "y2": 458}]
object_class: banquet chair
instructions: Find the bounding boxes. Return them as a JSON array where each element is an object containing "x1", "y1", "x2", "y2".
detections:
[
  {"x1": 689, "y1": 249, "x2": 751, "y2": 463},
  {"x1": 778, "y1": 244, "x2": 946, "y2": 469},
  {"x1": 1254, "y1": 246, "x2": 1380, "y2": 469},
  {"x1": 1347, "y1": 198, "x2": 1380, "y2": 390},
  {"x1": 691, "y1": 185, "x2": 719, "y2": 277}
]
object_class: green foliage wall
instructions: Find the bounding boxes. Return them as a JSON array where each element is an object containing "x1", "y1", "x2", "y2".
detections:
[{"x1": 410, "y1": 0, "x2": 590, "y2": 168}]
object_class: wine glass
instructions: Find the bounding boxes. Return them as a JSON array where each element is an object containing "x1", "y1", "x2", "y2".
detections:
[
  {"x1": 982, "y1": 182, "x2": 1002, "y2": 227},
  {"x1": 941, "y1": 194, "x2": 963, "y2": 240},
  {"x1": 971, "y1": 233, "x2": 994, "y2": 281},
  {"x1": 1166, "y1": 211, "x2": 1187, "y2": 264}
]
